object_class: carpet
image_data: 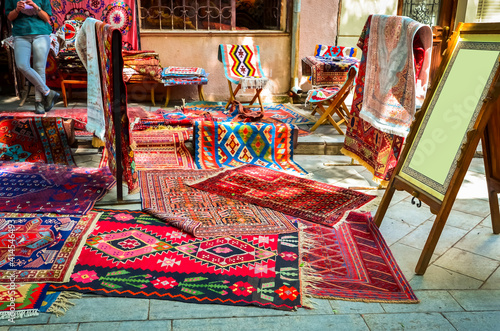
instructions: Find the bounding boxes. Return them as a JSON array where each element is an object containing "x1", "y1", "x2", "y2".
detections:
[
  {"x1": 0, "y1": 283, "x2": 48, "y2": 320},
  {"x1": 219, "y1": 44, "x2": 268, "y2": 90},
  {"x1": 134, "y1": 143, "x2": 195, "y2": 170},
  {"x1": 300, "y1": 212, "x2": 418, "y2": 303},
  {"x1": 188, "y1": 165, "x2": 376, "y2": 228},
  {"x1": 0, "y1": 211, "x2": 101, "y2": 283},
  {"x1": 341, "y1": 15, "x2": 405, "y2": 185},
  {"x1": 0, "y1": 109, "x2": 87, "y2": 130},
  {"x1": 0, "y1": 162, "x2": 115, "y2": 214},
  {"x1": 194, "y1": 121, "x2": 306, "y2": 175},
  {"x1": 49, "y1": 209, "x2": 303, "y2": 311},
  {"x1": 139, "y1": 169, "x2": 296, "y2": 237},
  {"x1": 0, "y1": 117, "x2": 75, "y2": 165}
]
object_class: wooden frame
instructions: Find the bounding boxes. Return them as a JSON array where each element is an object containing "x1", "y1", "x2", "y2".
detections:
[
  {"x1": 374, "y1": 22, "x2": 500, "y2": 275},
  {"x1": 224, "y1": 80, "x2": 265, "y2": 113}
]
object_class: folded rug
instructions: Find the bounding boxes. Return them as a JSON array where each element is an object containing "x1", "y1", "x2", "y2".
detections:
[
  {"x1": 0, "y1": 211, "x2": 101, "y2": 283},
  {"x1": 50, "y1": 209, "x2": 303, "y2": 311},
  {"x1": 134, "y1": 142, "x2": 196, "y2": 170},
  {"x1": 188, "y1": 165, "x2": 375, "y2": 227},
  {"x1": 0, "y1": 162, "x2": 115, "y2": 214},
  {"x1": 194, "y1": 121, "x2": 306, "y2": 175},
  {"x1": 0, "y1": 117, "x2": 75, "y2": 165},
  {"x1": 0, "y1": 283, "x2": 48, "y2": 320},
  {"x1": 139, "y1": 169, "x2": 296, "y2": 237},
  {"x1": 300, "y1": 212, "x2": 418, "y2": 303}
]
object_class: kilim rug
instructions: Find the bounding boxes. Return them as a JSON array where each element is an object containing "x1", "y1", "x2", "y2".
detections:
[
  {"x1": 188, "y1": 165, "x2": 376, "y2": 228},
  {"x1": 194, "y1": 121, "x2": 306, "y2": 175},
  {"x1": 0, "y1": 162, "x2": 115, "y2": 214},
  {"x1": 139, "y1": 169, "x2": 296, "y2": 237},
  {"x1": 49, "y1": 209, "x2": 303, "y2": 311},
  {"x1": 0, "y1": 283, "x2": 49, "y2": 320},
  {"x1": 0, "y1": 109, "x2": 87, "y2": 130},
  {"x1": 0, "y1": 117, "x2": 75, "y2": 165},
  {"x1": 300, "y1": 212, "x2": 418, "y2": 303},
  {"x1": 219, "y1": 44, "x2": 268, "y2": 90},
  {"x1": 0, "y1": 211, "x2": 101, "y2": 283},
  {"x1": 134, "y1": 143, "x2": 196, "y2": 170}
]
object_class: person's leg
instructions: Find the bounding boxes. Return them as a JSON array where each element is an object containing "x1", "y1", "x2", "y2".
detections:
[
  {"x1": 32, "y1": 35, "x2": 51, "y2": 102},
  {"x1": 14, "y1": 35, "x2": 50, "y2": 99}
]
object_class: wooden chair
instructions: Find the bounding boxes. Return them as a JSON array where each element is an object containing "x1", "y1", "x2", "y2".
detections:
[
  {"x1": 305, "y1": 66, "x2": 357, "y2": 134},
  {"x1": 218, "y1": 44, "x2": 268, "y2": 113}
]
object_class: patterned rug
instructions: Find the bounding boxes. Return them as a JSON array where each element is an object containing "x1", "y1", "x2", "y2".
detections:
[
  {"x1": 134, "y1": 143, "x2": 195, "y2": 170},
  {"x1": 0, "y1": 283, "x2": 48, "y2": 320},
  {"x1": 194, "y1": 121, "x2": 306, "y2": 175},
  {"x1": 49, "y1": 209, "x2": 303, "y2": 311},
  {"x1": 0, "y1": 117, "x2": 75, "y2": 165},
  {"x1": 0, "y1": 162, "x2": 115, "y2": 214},
  {"x1": 0, "y1": 211, "x2": 101, "y2": 283},
  {"x1": 139, "y1": 169, "x2": 296, "y2": 237},
  {"x1": 300, "y1": 212, "x2": 418, "y2": 303},
  {"x1": 188, "y1": 165, "x2": 376, "y2": 227},
  {"x1": 219, "y1": 44, "x2": 268, "y2": 90}
]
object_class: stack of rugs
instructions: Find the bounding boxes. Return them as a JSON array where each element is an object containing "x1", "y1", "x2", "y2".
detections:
[
  {"x1": 122, "y1": 50, "x2": 163, "y2": 83},
  {"x1": 161, "y1": 66, "x2": 209, "y2": 86}
]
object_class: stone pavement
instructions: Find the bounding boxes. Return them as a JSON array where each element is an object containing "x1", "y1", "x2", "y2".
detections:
[{"x1": 1, "y1": 98, "x2": 500, "y2": 330}]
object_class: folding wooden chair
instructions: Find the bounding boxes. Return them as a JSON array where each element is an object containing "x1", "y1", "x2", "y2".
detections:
[
  {"x1": 218, "y1": 44, "x2": 268, "y2": 113},
  {"x1": 305, "y1": 66, "x2": 357, "y2": 134}
]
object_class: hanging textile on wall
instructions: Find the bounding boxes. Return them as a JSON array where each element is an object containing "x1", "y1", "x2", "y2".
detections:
[{"x1": 50, "y1": 0, "x2": 138, "y2": 50}]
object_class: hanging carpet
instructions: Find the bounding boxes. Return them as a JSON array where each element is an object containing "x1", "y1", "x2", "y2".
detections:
[
  {"x1": 0, "y1": 283, "x2": 49, "y2": 320},
  {"x1": 188, "y1": 165, "x2": 375, "y2": 228},
  {"x1": 0, "y1": 117, "x2": 75, "y2": 165},
  {"x1": 140, "y1": 169, "x2": 296, "y2": 237},
  {"x1": 0, "y1": 211, "x2": 101, "y2": 283},
  {"x1": 49, "y1": 209, "x2": 303, "y2": 311},
  {"x1": 0, "y1": 162, "x2": 115, "y2": 214},
  {"x1": 300, "y1": 212, "x2": 418, "y2": 303},
  {"x1": 194, "y1": 121, "x2": 306, "y2": 175}
]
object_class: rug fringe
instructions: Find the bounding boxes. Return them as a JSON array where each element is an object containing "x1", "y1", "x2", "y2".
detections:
[
  {"x1": 47, "y1": 292, "x2": 82, "y2": 317},
  {"x1": 340, "y1": 148, "x2": 389, "y2": 187},
  {"x1": 0, "y1": 309, "x2": 39, "y2": 320}
]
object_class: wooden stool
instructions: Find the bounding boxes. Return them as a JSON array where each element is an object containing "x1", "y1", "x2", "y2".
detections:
[{"x1": 60, "y1": 72, "x2": 87, "y2": 107}]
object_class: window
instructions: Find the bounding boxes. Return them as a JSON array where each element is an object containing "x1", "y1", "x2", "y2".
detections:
[
  {"x1": 139, "y1": 0, "x2": 284, "y2": 31},
  {"x1": 475, "y1": 0, "x2": 500, "y2": 22},
  {"x1": 401, "y1": 0, "x2": 441, "y2": 26}
]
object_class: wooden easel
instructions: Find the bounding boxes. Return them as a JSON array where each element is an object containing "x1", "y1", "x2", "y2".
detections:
[{"x1": 374, "y1": 22, "x2": 500, "y2": 275}]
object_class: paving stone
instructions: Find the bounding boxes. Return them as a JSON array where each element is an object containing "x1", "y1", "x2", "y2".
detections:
[
  {"x1": 449, "y1": 290, "x2": 500, "y2": 311},
  {"x1": 450, "y1": 198, "x2": 491, "y2": 218},
  {"x1": 385, "y1": 200, "x2": 434, "y2": 227},
  {"x1": 10, "y1": 324, "x2": 78, "y2": 331},
  {"x1": 328, "y1": 300, "x2": 384, "y2": 314},
  {"x1": 444, "y1": 311, "x2": 500, "y2": 331},
  {"x1": 433, "y1": 248, "x2": 499, "y2": 281},
  {"x1": 48, "y1": 297, "x2": 149, "y2": 324},
  {"x1": 387, "y1": 243, "x2": 439, "y2": 282},
  {"x1": 0, "y1": 313, "x2": 50, "y2": 326},
  {"x1": 149, "y1": 298, "x2": 332, "y2": 320},
  {"x1": 172, "y1": 314, "x2": 369, "y2": 331},
  {"x1": 481, "y1": 266, "x2": 500, "y2": 290},
  {"x1": 410, "y1": 266, "x2": 482, "y2": 290},
  {"x1": 362, "y1": 312, "x2": 455, "y2": 331},
  {"x1": 467, "y1": 158, "x2": 486, "y2": 175},
  {"x1": 456, "y1": 172, "x2": 489, "y2": 200},
  {"x1": 379, "y1": 216, "x2": 416, "y2": 246},
  {"x1": 398, "y1": 220, "x2": 468, "y2": 255},
  {"x1": 455, "y1": 226, "x2": 500, "y2": 261},
  {"x1": 0, "y1": 327, "x2": 8, "y2": 331},
  {"x1": 78, "y1": 320, "x2": 171, "y2": 331},
  {"x1": 431, "y1": 210, "x2": 485, "y2": 231},
  {"x1": 381, "y1": 290, "x2": 463, "y2": 313}
]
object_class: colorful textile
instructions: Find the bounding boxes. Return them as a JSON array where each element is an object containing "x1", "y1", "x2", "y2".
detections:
[
  {"x1": 0, "y1": 162, "x2": 115, "y2": 214},
  {"x1": 359, "y1": 15, "x2": 432, "y2": 137},
  {"x1": 219, "y1": 44, "x2": 268, "y2": 90},
  {"x1": 0, "y1": 117, "x2": 75, "y2": 165},
  {"x1": 188, "y1": 165, "x2": 375, "y2": 227},
  {"x1": 341, "y1": 15, "x2": 405, "y2": 185},
  {"x1": 161, "y1": 66, "x2": 206, "y2": 77},
  {"x1": 39, "y1": 291, "x2": 82, "y2": 316},
  {"x1": 50, "y1": 0, "x2": 138, "y2": 51},
  {"x1": 301, "y1": 212, "x2": 418, "y2": 303},
  {"x1": 0, "y1": 109, "x2": 87, "y2": 130},
  {"x1": 162, "y1": 76, "x2": 209, "y2": 86},
  {"x1": 0, "y1": 211, "x2": 101, "y2": 283},
  {"x1": 50, "y1": 209, "x2": 303, "y2": 311},
  {"x1": 302, "y1": 56, "x2": 359, "y2": 86},
  {"x1": 96, "y1": 22, "x2": 138, "y2": 194},
  {"x1": 76, "y1": 18, "x2": 105, "y2": 139},
  {"x1": 305, "y1": 86, "x2": 341, "y2": 103},
  {"x1": 194, "y1": 121, "x2": 306, "y2": 175},
  {"x1": 134, "y1": 143, "x2": 195, "y2": 171},
  {"x1": 314, "y1": 45, "x2": 357, "y2": 58},
  {"x1": 0, "y1": 283, "x2": 48, "y2": 320},
  {"x1": 140, "y1": 169, "x2": 296, "y2": 237}
]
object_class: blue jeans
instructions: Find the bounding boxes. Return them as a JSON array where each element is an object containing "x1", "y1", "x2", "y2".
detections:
[{"x1": 14, "y1": 34, "x2": 51, "y2": 102}]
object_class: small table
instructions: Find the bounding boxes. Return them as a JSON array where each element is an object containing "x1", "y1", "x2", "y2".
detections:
[{"x1": 161, "y1": 70, "x2": 208, "y2": 107}]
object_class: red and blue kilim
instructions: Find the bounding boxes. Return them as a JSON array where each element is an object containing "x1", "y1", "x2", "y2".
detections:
[
  {"x1": 50, "y1": 209, "x2": 303, "y2": 311},
  {"x1": 194, "y1": 121, "x2": 306, "y2": 175},
  {"x1": 300, "y1": 212, "x2": 418, "y2": 303},
  {"x1": 188, "y1": 164, "x2": 375, "y2": 228},
  {"x1": 219, "y1": 44, "x2": 268, "y2": 89}
]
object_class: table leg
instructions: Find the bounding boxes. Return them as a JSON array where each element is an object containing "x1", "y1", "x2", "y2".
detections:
[
  {"x1": 151, "y1": 86, "x2": 156, "y2": 106},
  {"x1": 164, "y1": 86, "x2": 171, "y2": 108},
  {"x1": 198, "y1": 85, "x2": 205, "y2": 101}
]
